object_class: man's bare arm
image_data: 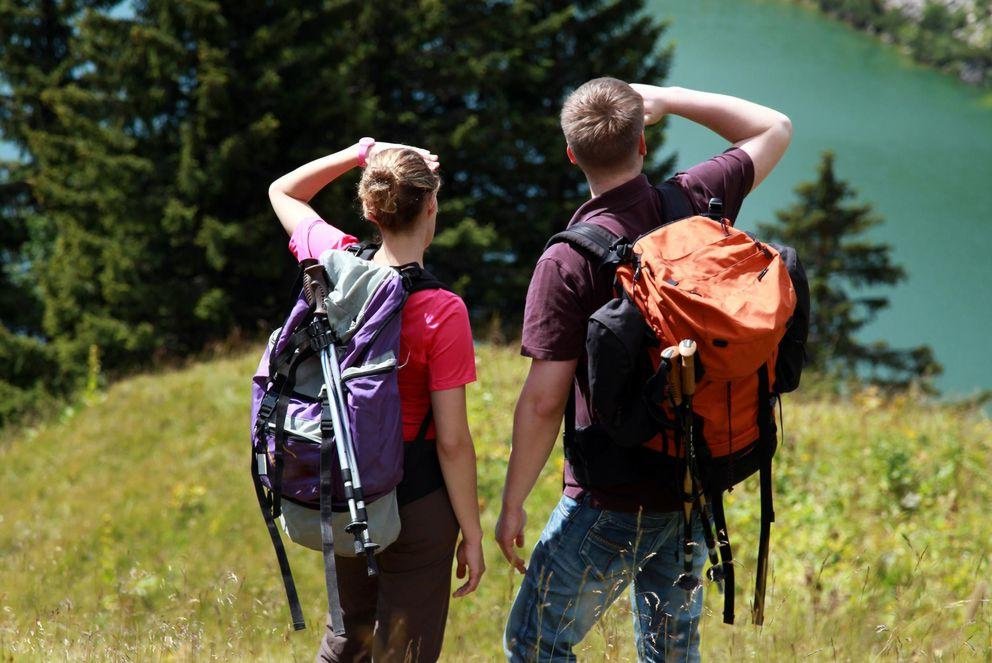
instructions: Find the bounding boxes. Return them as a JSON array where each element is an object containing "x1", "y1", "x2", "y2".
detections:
[
  {"x1": 495, "y1": 358, "x2": 577, "y2": 573},
  {"x1": 631, "y1": 84, "x2": 792, "y2": 190}
]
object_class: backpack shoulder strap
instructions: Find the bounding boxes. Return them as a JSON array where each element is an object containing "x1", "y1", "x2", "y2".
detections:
[
  {"x1": 345, "y1": 244, "x2": 451, "y2": 293},
  {"x1": 655, "y1": 179, "x2": 694, "y2": 222},
  {"x1": 395, "y1": 263, "x2": 452, "y2": 294},
  {"x1": 544, "y1": 223, "x2": 629, "y2": 269},
  {"x1": 545, "y1": 181, "x2": 692, "y2": 267}
]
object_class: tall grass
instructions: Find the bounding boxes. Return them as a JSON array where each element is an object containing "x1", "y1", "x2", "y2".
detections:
[{"x1": 1, "y1": 345, "x2": 989, "y2": 661}]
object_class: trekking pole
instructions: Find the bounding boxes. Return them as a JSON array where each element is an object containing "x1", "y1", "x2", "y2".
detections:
[
  {"x1": 662, "y1": 345, "x2": 694, "y2": 595},
  {"x1": 322, "y1": 339, "x2": 380, "y2": 571},
  {"x1": 677, "y1": 340, "x2": 724, "y2": 592},
  {"x1": 661, "y1": 346, "x2": 682, "y2": 407},
  {"x1": 304, "y1": 264, "x2": 380, "y2": 574}
]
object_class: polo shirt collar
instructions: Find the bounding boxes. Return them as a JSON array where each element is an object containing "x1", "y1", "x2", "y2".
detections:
[{"x1": 569, "y1": 174, "x2": 651, "y2": 226}]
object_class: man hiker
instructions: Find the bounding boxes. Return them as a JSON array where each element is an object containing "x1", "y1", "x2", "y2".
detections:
[{"x1": 496, "y1": 78, "x2": 792, "y2": 662}]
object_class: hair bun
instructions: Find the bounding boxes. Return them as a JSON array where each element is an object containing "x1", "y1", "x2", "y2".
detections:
[
  {"x1": 363, "y1": 166, "x2": 399, "y2": 214},
  {"x1": 357, "y1": 147, "x2": 441, "y2": 232}
]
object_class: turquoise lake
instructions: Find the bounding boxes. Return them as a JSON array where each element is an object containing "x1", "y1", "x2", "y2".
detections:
[{"x1": 648, "y1": 0, "x2": 992, "y2": 398}]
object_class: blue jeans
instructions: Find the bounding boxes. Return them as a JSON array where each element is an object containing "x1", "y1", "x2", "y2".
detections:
[{"x1": 504, "y1": 495, "x2": 707, "y2": 663}]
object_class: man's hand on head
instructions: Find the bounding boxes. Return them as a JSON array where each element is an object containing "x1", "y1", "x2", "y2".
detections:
[{"x1": 630, "y1": 83, "x2": 673, "y2": 126}]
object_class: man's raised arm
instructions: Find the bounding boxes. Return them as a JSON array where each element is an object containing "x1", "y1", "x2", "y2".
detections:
[{"x1": 631, "y1": 84, "x2": 792, "y2": 190}]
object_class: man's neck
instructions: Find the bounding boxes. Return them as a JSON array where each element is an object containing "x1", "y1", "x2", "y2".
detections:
[{"x1": 585, "y1": 167, "x2": 643, "y2": 198}]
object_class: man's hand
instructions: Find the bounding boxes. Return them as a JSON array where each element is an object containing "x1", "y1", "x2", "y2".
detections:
[
  {"x1": 453, "y1": 536, "x2": 486, "y2": 598},
  {"x1": 495, "y1": 503, "x2": 528, "y2": 574},
  {"x1": 630, "y1": 84, "x2": 671, "y2": 126},
  {"x1": 367, "y1": 141, "x2": 440, "y2": 172}
]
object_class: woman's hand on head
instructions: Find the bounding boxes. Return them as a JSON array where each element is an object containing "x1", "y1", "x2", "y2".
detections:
[{"x1": 368, "y1": 141, "x2": 440, "y2": 172}]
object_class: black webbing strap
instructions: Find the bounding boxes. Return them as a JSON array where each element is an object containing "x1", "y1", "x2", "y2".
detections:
[
  {"x1": 414, "y1": 407, "x2": 434, "y2": 443},
  {"x1": 251, "y1": 356, "x2": 306, "y2": 630},
  {"x1": 753, "y1": 365, "x2": 776, "y2": 626},
  {"x1": 710, "y1": 488, "x2": 735, "y2": 624},
  {"x1": 558, "y1": 387, "x2": 578, "y2": 492},
  {"x1": 251, "y1": 450, "x2": 306, "y2": 630},
  {"x1": 270, "y1": 326, "x2": 315, "y2": 380},
  {"x1": 319, "y1": 392, "x2": 346, "y2": 636},
  {"x1": 563, "y1": 387, "x2": 576, "y2": 445},
  {"x1": 269, "y1": 356, "x2": 306, "y2": 521}
]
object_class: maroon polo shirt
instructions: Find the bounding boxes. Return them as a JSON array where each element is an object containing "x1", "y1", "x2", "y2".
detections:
[{"x1": 521, "y1": 148, "x2": 755, "y2": 512}]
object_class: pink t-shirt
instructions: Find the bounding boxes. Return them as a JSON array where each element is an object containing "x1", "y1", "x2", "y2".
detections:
[{"x1": 288, "y1": 219, "x2": 476, "y2": 441}]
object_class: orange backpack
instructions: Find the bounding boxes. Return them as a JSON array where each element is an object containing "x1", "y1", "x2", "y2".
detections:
[
  {"x1": 618, "y1": 211, "x2": 797, "y2": 459},
  {"x1": 546, "y1": 195, "x2": 810, "y2": 626}
]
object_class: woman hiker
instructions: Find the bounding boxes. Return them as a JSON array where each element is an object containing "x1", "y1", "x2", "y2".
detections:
[{"x1": 268, "y1": 139, "x2": 485, "y2": 662}]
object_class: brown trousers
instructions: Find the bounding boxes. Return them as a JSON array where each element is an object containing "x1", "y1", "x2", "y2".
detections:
[{"x1": 316, "y1": 487, "x2": 459, "y2": 663}]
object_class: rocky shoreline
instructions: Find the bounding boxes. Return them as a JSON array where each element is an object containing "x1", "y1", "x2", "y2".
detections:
[{"x1": 801, "y1": 0, "x2": 991, "y2": 86}]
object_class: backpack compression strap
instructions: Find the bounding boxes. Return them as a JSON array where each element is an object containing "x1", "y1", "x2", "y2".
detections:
[{"x1": 752, "y1": 364, "x2": 776, "y2": 625}]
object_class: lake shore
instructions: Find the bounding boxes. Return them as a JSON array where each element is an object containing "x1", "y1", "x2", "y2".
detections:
[{"x1": 794, "y1": 0, "x2": 992, "y2": 86}]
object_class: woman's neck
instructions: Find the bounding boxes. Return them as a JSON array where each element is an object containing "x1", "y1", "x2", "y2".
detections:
[{"x1": 373, "y1": 234, "x2": 425, "y2": 267}]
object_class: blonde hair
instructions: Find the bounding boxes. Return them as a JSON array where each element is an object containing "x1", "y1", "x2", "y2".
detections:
[
  {"x1": 357, "y1": 148, "x2": 440, "y2": 233},
  {"x1": 560, "y1": 77, "x2": 644, "y2": 172}
]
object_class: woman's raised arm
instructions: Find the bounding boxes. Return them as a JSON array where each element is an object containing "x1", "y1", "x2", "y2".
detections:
[{"x1": 268, "y1": 141, "x2": 440, "y2": 236}]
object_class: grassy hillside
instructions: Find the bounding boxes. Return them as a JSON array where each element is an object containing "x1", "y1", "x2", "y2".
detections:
[{"x1": 1, "y1": 345, "x2": 990, "y2": 661}]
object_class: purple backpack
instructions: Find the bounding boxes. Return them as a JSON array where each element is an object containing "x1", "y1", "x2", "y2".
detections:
[{"x1": 250, "y1": 244, "x2": 445, "y2": 633}]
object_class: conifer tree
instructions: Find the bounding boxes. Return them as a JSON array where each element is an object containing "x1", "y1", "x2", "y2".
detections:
[
  {"x1": 0, "y1": 0, "x2": 114, "y2": 415},
  {"x1": 345, "y1": 1, "x2": 673, "y2": 312},
  {"x1": 3, "y1": 0, "x2": 673, "y2": 397},
  {"x1": 760, "y1": 151, "x2": 941, "y2": 390},
  {"x1": 31, "y1": 1, "x2": 371, "y2": 373}
]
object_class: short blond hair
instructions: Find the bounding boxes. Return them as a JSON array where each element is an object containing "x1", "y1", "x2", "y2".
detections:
[
  {"x1": 560, "y1": 77, "x2": 644, "y2": 172},
  {"x1": 358, "y1": 148, "x2": 440, "y2": 232}
]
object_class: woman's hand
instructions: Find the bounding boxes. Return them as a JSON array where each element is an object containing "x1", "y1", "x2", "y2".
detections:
[
  {"x1": 368, "y1": 141, "x2": 440, "y2": 172},
  {"x1": 452, "y1": 536, "x2": 486, "y2": 598}
]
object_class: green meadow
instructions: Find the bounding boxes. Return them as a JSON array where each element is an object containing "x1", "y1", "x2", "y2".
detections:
[{"x1": 1, "y1": 344, "x2": 990, "y2": 661}]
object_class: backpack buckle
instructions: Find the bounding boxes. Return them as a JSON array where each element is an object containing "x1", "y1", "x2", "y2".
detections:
[
  {"x1": 398, "y1": 264, "x2": 424, "y2": 291},
  {"x1": 613, "y1": 240, "x2": 632, "y2": 262},
  {"x1": 604, "y1": 240, "x2": 632, "y2": 268},
  {"x1": 307, "y1": 319, "x2": 336, "y2": 350},
  {"x1": 319, "y1": 393, "x2": 335, "y2": 439},
  {"x1": 256, "y1": 392, "x2": 278, "y2": 425}
]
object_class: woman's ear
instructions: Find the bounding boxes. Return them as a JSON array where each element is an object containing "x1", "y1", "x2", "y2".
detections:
[{"x1": 362, "y1": 202, "x2": 378, "y2": 223}]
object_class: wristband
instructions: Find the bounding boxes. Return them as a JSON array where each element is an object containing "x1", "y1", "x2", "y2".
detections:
[{"x1": 357, "y1": 137, "x2": 376, "y2": 168}]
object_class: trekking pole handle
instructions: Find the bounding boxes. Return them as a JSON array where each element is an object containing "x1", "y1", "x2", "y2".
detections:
[
  {"x1": 661, "y1": 346, "x2": 682, "y2": 406},
  {"x1": 303, "y1": 264, "x2": 331, "y2": 316},
  {"x1": 679, "y1": 340, "x2": 697, "y2": 397}
]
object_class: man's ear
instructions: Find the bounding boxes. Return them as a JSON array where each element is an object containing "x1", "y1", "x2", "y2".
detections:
[
  {"x1": 566, "y1": 145, "x2": 578, "y2": 165},
  {"x1": 638, "y1": 133, "x2": 647, "y2": 157}
]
